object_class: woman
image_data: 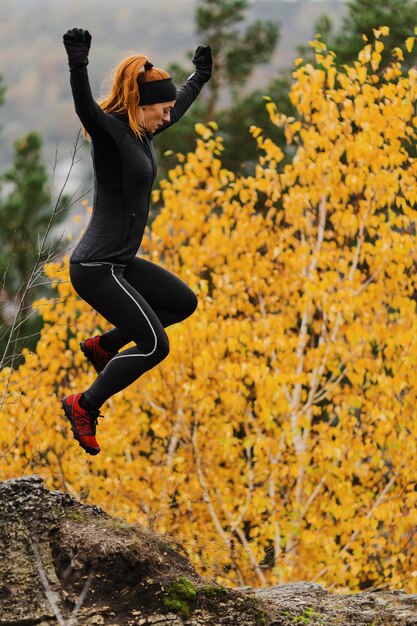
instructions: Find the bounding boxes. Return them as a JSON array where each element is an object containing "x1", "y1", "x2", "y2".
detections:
[{"x1": 61, "y1": 28, "x2": 212, "y2": 456}]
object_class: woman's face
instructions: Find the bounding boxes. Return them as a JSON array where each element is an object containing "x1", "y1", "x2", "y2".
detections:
[{"x1": 138, "y1": 101, "x2": 176, "y2": 134}]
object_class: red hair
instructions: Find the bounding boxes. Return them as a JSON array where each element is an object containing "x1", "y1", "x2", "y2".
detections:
[{"x1": 98, "y1": 55, "x2": 170, "y2": 140}]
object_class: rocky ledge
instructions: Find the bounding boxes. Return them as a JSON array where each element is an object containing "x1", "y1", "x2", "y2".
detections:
[{"x1": 1, "y1": 476, "x2": 417, "y2": 626}]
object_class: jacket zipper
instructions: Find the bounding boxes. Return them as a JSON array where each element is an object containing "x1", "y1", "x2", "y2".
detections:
[{"x1": 124, "y1": 137, "x2": 155, "y2": 247}]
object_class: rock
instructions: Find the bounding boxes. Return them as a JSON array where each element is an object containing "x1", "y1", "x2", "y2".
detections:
[
  {"x1": 1, "y1": 476, "x2": 417, "y2": 626},
  {"x1": 0, "y1": 476, "x2": 267, "y2": 626},
  {"x1": 255, "y1": 582, "x2": 417, "y2": 626}
]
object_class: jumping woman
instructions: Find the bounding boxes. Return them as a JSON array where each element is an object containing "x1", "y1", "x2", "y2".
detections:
[{"x1": 61, "y1": 28, "x2": 212, "y2": 455}]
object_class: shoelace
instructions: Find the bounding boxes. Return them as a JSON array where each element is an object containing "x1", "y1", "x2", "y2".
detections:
[
  {"x1": 89, "y1": 410, "x2": 104, "y2": 436},
  {"x1": 74, "y1": 407, "x2": 104, "y2": 437}
]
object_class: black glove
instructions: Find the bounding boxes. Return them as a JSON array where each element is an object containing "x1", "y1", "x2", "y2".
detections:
[
  {"x1": 63, "y1": 28, "x2": 92, "y2": 71},
  {"x1": 191, "y1": 45, "x2": 213, "y2": 85}
]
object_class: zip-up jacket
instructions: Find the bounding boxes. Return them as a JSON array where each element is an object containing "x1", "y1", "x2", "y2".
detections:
[{"x1": 68, "y1": 64, "x2": 204, "y2": 264}]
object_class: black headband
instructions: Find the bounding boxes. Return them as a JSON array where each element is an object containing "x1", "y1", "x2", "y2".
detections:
[{"x1": 138, "y1": 77, "x2": 177, "y2": 105}]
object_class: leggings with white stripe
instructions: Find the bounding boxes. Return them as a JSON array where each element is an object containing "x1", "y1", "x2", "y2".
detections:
[{"x1": 69, "y1": 258, "x2": 198, "y2": 409}]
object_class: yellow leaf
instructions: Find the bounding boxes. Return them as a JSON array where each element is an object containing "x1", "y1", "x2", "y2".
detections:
[
  {"x1": 250, "y1": 126, "x2": 263, "y2": 138},
  {"x1": 392, "y1": 47, "x2": 404, "y2": 61},
  {"x1": 266, "y1": 101, "x2": 277, "y2": 118},
  {"x1": 406, "y1": 37, "x2": 415, "y2": 53},
  {"x1": 375, "y1": 40, "x2": 384, "y2": 54},
  {"x1": 371, "y1": 51, "x2": 382, "y2": 71},
  {"x1": 357, "y1": 65, "x2": 367, "y2": 84},
  {"x1": 195, "y1": 123, "x2": 207, "y2": 136},
  {"x1": 239, "y1": 189, "x2": 250, "y2": 203},
  {"x1": 373, "y1": 26, "x2": 389, "y2": 38}
]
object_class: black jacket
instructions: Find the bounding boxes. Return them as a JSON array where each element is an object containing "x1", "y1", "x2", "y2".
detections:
[{"x1": 68, "y1": 65, "x2": 203, "y2": 265}]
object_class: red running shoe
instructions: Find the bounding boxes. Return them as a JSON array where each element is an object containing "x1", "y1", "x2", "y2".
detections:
[
  {"x1": 80, "y1": 335, "x2": 115, "y2": 373},
  {"x1": 61, "y1": 393, "x2": 102, "y2": 455}
]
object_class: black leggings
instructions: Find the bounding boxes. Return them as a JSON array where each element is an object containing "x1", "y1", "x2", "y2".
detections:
[{"x1": 69, "y1": 258, "x2": 198, "y2": 408}]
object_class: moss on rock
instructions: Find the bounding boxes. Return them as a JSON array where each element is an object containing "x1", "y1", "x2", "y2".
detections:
[{"x1": 163, "y1": 576, "x2": 198, "y2": 619}]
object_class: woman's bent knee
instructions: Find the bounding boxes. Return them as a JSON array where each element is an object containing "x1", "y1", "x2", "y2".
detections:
[
  {"x1": 157, "y1": 333, "x2": 170, "y2": 362},
  {"x1": 137, "y1": 330, "x2": 169, "y2": 363}
]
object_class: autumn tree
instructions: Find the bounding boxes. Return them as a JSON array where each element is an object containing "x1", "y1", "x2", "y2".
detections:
[
  {"x1": 2, "y1": 30, "x2": 417, "y2": 592},
  {"x1": 300, "y1": 0, "x2": 417, "y2": 68},
  {"x1": 335, "y1": 0, "x2": 417, "y2": 66},
  {"x1": 217, "y1": 73, "x2": 293, "y2": 173}
]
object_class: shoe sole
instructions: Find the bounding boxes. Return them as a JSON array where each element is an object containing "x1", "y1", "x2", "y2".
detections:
[
  {"x1": 61, "y1": 399, "x2": 100, "y2": 456},
  {"x1": 79, "y1": 341, "x2": 102, "y2": 374}
]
